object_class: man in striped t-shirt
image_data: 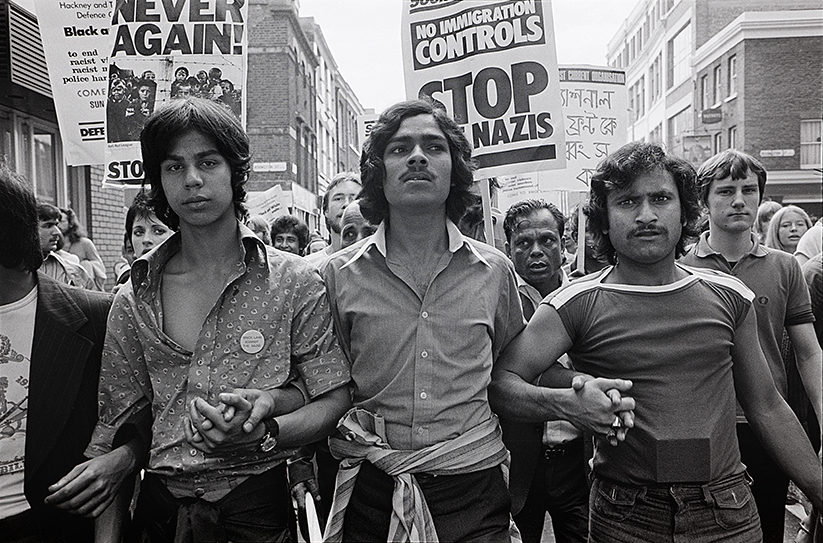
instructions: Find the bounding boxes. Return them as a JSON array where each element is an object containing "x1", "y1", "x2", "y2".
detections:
[{"x1": 491, "y1": 142, "x2": 822, "y2": 543}]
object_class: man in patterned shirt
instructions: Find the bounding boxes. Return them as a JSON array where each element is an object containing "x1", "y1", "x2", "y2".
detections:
[{"x1": 75, "y1": 98, "x2": 351, "y2": 542}]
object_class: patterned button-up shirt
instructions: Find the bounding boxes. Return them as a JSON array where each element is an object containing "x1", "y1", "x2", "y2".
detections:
[
  {"x1": 86, "y1": 225, "x2": 350, "y2": 481},
  {"x1": 324, "y1": 220, "x2": 525, "y2": 451}
]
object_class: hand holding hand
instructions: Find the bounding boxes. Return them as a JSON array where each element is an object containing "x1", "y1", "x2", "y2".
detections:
[
  {"x1": 185, "y1": 389, "x2": 276, "y2": 453},
  {"x1": 568, "y1": 377, "x2": 635, "y2": 445}
]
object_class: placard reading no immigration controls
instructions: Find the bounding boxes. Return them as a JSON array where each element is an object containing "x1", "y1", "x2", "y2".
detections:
[{"x1": 402, "y1": 0, "x2": 567, "y2": 178}]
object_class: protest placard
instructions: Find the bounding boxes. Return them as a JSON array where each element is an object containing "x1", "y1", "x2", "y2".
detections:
[
  {"x1": 246, "y1": 185, "x2": 291, "y2": 225},
  {"x1": 496, "y1": 65, "x2": 627, "y2": 214},
  {"x1": 402, "y1": 0, "x2": 566, "y2": 178},
  {"x1": 104, "y1": 0, "x2": 247, "y2": 187},
  {"x1": 357, "y1": 112, "x2": 379, "y2": 154},
  {"x1": 35, "y1": 0, "x2": 114, "y2": 166}
]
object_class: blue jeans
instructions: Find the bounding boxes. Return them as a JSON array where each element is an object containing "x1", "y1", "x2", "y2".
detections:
[{"x1": 589, "y1": 472, "x2": 762, "y2": 543}]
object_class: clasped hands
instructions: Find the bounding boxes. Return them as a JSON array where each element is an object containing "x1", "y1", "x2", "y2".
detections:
[
  {"x1": 184, "y1": 388, "x2": 277, "y2": 454},
  {"x1": 570, "y1": 374, "x2": 635, "y2": 447}
]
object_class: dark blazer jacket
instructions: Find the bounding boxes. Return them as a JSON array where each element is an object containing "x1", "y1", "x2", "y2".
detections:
[{"x1": 23, "y1": 272, "x2": 111, "y2": 540}]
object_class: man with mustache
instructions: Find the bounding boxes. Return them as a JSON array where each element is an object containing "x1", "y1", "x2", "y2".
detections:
[
  {"x1": 680, "y1": 149, "x2": 822, "y2": 543},
  {"x1": 501, "y1": 199, "x2": 589, "y2": 543},
  {"x1": 322, "y1": 99, "x2": 631, "y2": 542},
  {"x1": 491, "y1": 142, "x2": 822, "y2": 542}
]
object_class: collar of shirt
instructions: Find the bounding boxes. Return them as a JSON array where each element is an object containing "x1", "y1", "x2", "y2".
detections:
[
  {"x1": 340, "y1": 219, "x2": 491, "y2": 270},
  {"x1": 515, "y1": 268, "x2": 569, "y2": 311},
  {"x1": 131, "y1": 223, "x2": 267, "y2": 301},
  {"x1": 694, "y1": 231, "x2": 768, "y2": 260}
]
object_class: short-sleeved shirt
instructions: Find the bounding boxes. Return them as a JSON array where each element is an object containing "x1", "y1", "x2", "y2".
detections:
[
  {"x1": 795, "y1": 220, "x2": 822, "y2": 261},
  {"x1": 803, "y1": 254, "x2": 823, "y2": 343},
  {"x1": 547, "y1": 265, "x2": 753, "y2": 485},
  {"x1": 680, "y1": 232, "x2": 814, "y2": 401},
  {"x1": 40, "y1": 252, "x2": 95, "y2": 290},
  {"x1": 324, "y1": 220, "x2": 525, "y2": 451},
  {"x1": 86, "y1": 225, "x2": 350, "y2": 481}
]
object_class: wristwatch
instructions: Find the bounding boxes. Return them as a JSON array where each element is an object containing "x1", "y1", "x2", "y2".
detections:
[{"x1": 258, "y1": 418, "x2": 279, "y2": 453}]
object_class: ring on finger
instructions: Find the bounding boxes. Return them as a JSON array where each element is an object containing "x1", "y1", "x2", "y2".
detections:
[{"x1": 606, "y1": 428, "x2": 617, "y2": 440}]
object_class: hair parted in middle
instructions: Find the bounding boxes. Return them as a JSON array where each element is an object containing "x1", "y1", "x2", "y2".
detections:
[
  {"x1": 358, "y1": 98, "x2": 476, "y2": 226},
  {"x1": 588, "y1": 141, "x2": 702, "y2": 265},
  {"x1": 141, "y1": 97, "x2": 250, "y2": 230}
]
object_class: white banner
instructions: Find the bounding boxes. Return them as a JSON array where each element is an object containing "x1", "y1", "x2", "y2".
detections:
[
  {"x1": 104, "y1": 0, "x2": 248, "y2": 187},
  {"x1": 35, "y1": 0, "x2": 114, "y2": 166},
  {"x1": 357, "y1": 113, "x2": 379, "y2": 153},
  {"x1": 496, "y1": 65, "x2": 627, "y2": 214},
  {"x1": 246, "y1": 185, "x2": 291, "y2": 225},
  {"x1": 402, "y1": 0, "x2": 566, "y2": 178}
]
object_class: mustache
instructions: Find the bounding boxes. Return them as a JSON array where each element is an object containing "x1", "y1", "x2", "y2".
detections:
[{"x1": 629, "y1": 226, "x2": 666, "y2": 236}]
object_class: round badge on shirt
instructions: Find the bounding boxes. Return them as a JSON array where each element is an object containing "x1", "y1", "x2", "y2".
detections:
[{"x1": 240, "y1": 330, "x2": 265, "y2": 354}]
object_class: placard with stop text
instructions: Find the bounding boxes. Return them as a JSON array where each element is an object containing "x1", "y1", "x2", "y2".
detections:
[
  {"x1": 402, "y1": 0, "x2": 566, "y2": 177},
  {"x1": 104, "y1": 0, "x2": 247, "y2": 187},
  {"x1": 35, "y1": 0, "x2": 114, "y2": 166}
]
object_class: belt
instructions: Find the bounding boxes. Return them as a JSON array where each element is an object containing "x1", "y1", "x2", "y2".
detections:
[{"x1": 543, "y1": 436, "x2": 584, "y2": 458}]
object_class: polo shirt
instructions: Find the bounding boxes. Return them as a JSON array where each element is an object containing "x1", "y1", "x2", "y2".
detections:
[{"x1": 680, "y1": 232, "x2": 814, "y2": 400}]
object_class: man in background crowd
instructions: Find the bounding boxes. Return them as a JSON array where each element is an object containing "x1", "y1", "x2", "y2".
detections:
[
  {"x1": 304, "y1": 172, "x2": 361, "y2": 267},
  {"x1": 271, "y1": 215, "x2": 310, "y2": 256},
  {"x1": 501, "y1": 199, "x2": 590, "y2": 543},
  {"x1": 37, "y1": 203, "x2": 95, "y2": 289},
  {"x1": 680, "y1": 149, "x2": 822, "y2": 543}
]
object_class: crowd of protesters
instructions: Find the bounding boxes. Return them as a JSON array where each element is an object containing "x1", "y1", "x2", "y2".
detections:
[{"x1": 1, "y1": 96, "x2": 821, "y2": 543}]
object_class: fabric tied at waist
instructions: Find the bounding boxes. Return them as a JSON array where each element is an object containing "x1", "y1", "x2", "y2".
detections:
[{"x1": 322, "y1": 407, "x2": 521, "y2": 543}]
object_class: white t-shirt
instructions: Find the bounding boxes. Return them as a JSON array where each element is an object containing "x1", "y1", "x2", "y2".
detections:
[{"x1": 0, "y1": 286, "x2": 36, "y2": 519}]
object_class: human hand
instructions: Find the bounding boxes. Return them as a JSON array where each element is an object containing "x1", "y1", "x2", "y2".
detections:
[
  {"x1": 185, "y1": 390, "x2": 275, "y2": 453},
  {"x1": 567, "y1": 377, "x2": 635, "y2": 445},
  {"x1": 291, "y1": 478, "x2": 321, "y2": 510},
  {"x1": 45, "y1": 446, "x2": 138, "y2": 518}
]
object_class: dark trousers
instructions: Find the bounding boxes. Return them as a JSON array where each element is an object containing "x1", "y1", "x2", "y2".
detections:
[
  {"x1": 131, "y1": 464, "x2": 293, "y2": 543},
  {"x1": 0, "y1": 507, "x2": 92, "y2": 543},
  {"x1": 513, "y1": 438, "x2": 589, "y2": 543},
  {"x1": 343, "y1": 460, "x2": 512, "y2": 542},
  {"x1": 737, "y1": 423, "x2": 789, "y2": 543}
]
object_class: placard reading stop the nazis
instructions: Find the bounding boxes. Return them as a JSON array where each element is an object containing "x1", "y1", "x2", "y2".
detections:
[{"x1": 402, "y1": 0, "x2": 566, "y2": 177}]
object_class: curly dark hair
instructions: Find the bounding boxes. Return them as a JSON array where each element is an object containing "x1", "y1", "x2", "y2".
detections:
[
  {"x1": 270, "y1": 215, "x2": 310, "y2": 252},
  {"x1": 695, "y1": 149, "x2": 767, "y2": 206},
  {"x1": 588, "y1": 142, "x2": 701, "y2": 265},
  {"x1": 503, "y1": 199, "x2": 565, "y2": 243},
  {"x1": 141, "y1": 98, "x2": 250, "y2": 230},
  {"x1": 0, "y1": 167, "x2": 43, "y2": 272},
  {"x1": 359, "y1": 99, "x2": 475, "y2": 225}
]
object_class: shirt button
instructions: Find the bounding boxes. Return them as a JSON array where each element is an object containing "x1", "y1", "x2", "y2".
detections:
[
  {"x1": 194, "y1": 488, "x2": 205, "y2": 498},
  {"x1": 421, "y1": 311, "x2": 429, "y2": 318},
  {"x1": 420, "y1": 392, "x2": 428, "y2": 399},
  {"x1": 421, "y1": 351, "x2": 428, "y2": 358}
]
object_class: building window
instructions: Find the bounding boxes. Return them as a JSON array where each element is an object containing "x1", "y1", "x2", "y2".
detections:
[
  {"x1": 714, "y1": 133, "x2": 722, "y2": 153},
  {"x1": 800, "y1": 119, "x2": 822, "y2": 169},
  {"x1": 728, "y1": 126, "x2": 737, "y2": 149},
  {"x1": 728, "y1": 55, "x2": 737, "y2": 97},
  {"x1": 649, "y1": 53, "x2": 662, "y2": 104},
  {"x1": 713, "y1": 65, "x2": 722, "y2": 105},
  {"x1": 700, "y1": 75, "x2": 709, "y2": 110},
  {"x1": 668, "y1": 23, "x2": 692, "y2": 89},
  {"x1": 650, "y1": 123, "x2": 663, "y2": 144},
  {"x1": 14, "y1": 117, "x2": 62, "y2": 205}
]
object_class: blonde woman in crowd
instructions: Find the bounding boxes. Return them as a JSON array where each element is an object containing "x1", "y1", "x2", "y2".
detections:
[{"x1": 764, "y1": 204, "x2": 812, "y2": 255}]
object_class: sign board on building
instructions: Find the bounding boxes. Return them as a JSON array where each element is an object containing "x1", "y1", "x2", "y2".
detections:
[
  {"x1": 357, "y1": 113, "x2": 379, "y2": 149},
  {"x1": 701, "y1": 108, "x2": 722, "y2": 124},
  {"x1": 253, "y1": 162, "x2": 288, "y2": 173},
  {"x1": 759, "y1": 149, "x2": 796, "y2": 157}
]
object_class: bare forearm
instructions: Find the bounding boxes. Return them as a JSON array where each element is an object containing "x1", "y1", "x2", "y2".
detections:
[
  {"x1": 797, "y1": 352, "x2": 823, "y2": 426},
  {"x1": 747, "y1": 398, "x2": 823, "y2": 511},
  {"x1": 271, "y1": 384, "x2": 306, "y2": 416},
  {"x1": 489, "y1": 369, "x2": 575, "y2": 423},
  {"x1": 277, "y1": 386, "x2": 351, "y2": 448}
]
